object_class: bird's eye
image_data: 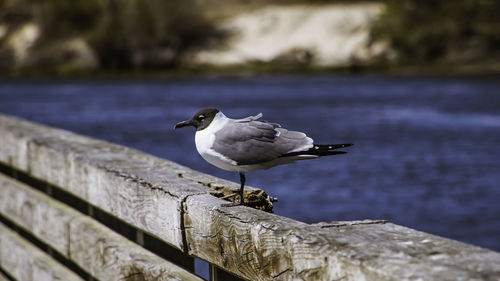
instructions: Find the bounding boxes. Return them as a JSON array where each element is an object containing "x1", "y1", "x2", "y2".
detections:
[{"x1": 197, "y1": 115, "x2": 205, "y2": 121}]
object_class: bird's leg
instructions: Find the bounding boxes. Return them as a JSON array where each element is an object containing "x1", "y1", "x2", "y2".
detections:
[
  {"x1": 239, "y1": 172, "x2": 246, "y2": 205},
  {"x1": 221, "y1": 172, "x2": 246, "y2": 207}
]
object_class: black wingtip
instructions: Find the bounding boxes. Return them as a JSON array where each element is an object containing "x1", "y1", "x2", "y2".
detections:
[
  {"x1": 335, "y1": 143, "x2": 354, "y2": 148},
  {"x1": 280, "y1": 143, "x2": 352, "y2": 158},
  {"x1": 324, "y1": 151, "x2": 347, "y2": 155},
  {"x1": 316, "y1": 143, "x2": 353, "y2": 150},
  {"x1": 309, "y1": 144, "x2": 353, "y2": 156}
]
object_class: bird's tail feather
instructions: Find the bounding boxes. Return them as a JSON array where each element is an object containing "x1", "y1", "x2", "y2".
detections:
[{"x1": 282, "y1": 143, "x2": 353, "y2": 157}]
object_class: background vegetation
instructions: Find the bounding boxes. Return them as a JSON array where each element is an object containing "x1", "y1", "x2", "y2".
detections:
[
  {"x1": 0, "y1": 0, "x2": 224, "y2": 71},
  {"x1": 372, "y1": 0, "x2": 500, "y2": 65},
  {"x1": 0, "y1": 0, "x2": 499, "y2": 75}
]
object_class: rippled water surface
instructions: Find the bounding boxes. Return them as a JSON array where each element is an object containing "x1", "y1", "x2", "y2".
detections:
[{"x1": 1, "y1": 76, "x2": 499, "y2": 251}]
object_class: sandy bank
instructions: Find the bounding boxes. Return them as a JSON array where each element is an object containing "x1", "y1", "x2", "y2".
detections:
[{"x1": 192, "y1": 3, "x2": 390, "y2": 67}]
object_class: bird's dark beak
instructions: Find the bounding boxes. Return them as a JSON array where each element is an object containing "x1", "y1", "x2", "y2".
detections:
[{"x1": 174, "y1": 120, "x2": 194, "y2": 130}]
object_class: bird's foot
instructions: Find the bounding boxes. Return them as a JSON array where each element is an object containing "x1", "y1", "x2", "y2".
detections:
[
  {"x1": 220, "y1": 192, "x2": 245, "y2": 207},
  {"x1": 220, "y1": 193, "x2": 238, "y2": 200}
]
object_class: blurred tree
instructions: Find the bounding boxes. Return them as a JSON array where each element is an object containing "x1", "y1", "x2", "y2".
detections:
[
  {"x1": 373, "y1": 0, "x2": 500, "y2": 63},
  {"x1": 0, "y1": 0, "x2": 33, "y2": 28},
  {"x1": 0, "y1": 0, "x2": 224, "y2": 71},
  {"x1": 88, "y1": 0, "x2": 224, "y2": 68},
  {"x1": 36, "y1": 0, "x2": 101, "y2": 40}
]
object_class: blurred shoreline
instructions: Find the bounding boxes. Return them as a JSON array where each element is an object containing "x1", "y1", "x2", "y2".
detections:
[
  {"x1": 3, "y1": 62, "x2": 500, "y2": 80},
  {"x1": 1, "y1": 0, "x2": 499, "y2": 78}
]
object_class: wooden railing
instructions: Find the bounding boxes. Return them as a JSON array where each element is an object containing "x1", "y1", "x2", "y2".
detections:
[{"x1": 0, "y1": 113, "x2": 499, "y2": 281}]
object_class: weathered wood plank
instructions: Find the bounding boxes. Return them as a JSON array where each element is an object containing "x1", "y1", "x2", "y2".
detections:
[
  {"x1": 184, "y1": 194, "x2": 500, "y2": 281},
  {"x1": 0, "y1": 222, "x2": 83, "y2": 281},
  {"x1": 0, "y1": 173, "x2": 73, "y2": 256},
  {"x1": 69, "y1": 214, "x2": 203, "y2": 281},
  {"x1": 0, "y1": 174, "x2": 203, "y2": 281}
]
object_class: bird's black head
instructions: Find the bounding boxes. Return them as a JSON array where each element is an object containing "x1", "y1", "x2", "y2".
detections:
[{"x1": 174, "y1": 108, "x2": 220, "y2": 131}]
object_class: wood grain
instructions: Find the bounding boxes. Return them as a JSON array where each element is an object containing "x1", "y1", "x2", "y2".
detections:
[
  {"x1": 0, "y1": 174, "x2": 203, "y2": 281},
  {"x1": 0, "y1": 222, "x2": 83, "y2": 281},
  {"x1": 184, "y1": 194, "x2": 500, "y2": 281},
  {"x1": 69, "y1": 214, "x2": 203, "y2": 281},
  {"x1": 0, "y1": 173, "x2": 73, "y2": 256}
]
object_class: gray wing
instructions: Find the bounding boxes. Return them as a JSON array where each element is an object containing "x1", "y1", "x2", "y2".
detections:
[{"x1": 213, "y1": 116, "x2": 313, "y2": 165}]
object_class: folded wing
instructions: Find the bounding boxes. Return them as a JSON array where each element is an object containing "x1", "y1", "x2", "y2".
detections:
[{"x1": 213, "y1": 114, "x2": 313, "y2": 165}]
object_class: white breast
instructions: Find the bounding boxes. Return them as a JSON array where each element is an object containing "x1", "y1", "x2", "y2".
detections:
[{"x1": 194, "y1": 112, "x2": 238, "y2": 171}]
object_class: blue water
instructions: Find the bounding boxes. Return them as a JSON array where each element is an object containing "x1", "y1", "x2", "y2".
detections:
[{"x1": 1, "y1": 76, "x2": 499, "y2": 251}]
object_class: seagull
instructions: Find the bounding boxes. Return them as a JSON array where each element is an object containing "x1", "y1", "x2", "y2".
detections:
[{"x1": 174, "y1": 108, "x2": 352, "y2": 205}]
